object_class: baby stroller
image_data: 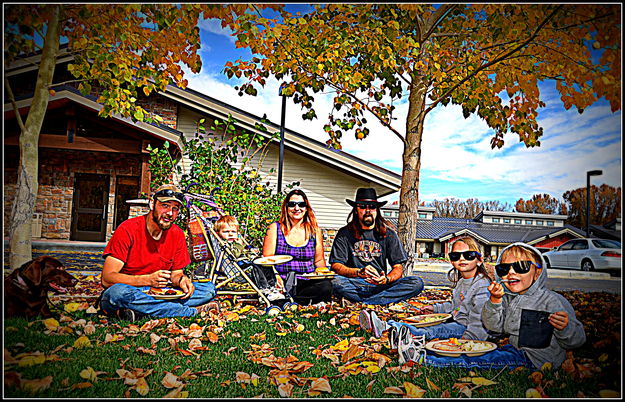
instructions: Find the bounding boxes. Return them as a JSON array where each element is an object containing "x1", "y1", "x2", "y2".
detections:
[{"x1": 182, "y1": 185, "x2": 296, "y2": 315}]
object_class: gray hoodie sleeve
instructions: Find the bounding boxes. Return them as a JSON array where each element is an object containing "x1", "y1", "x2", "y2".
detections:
[
  {"x1": 552, "y1": 293, "x2": 586, "y2": 349},
  {"x1": 433, "y1": 301, "x2": 452, "y2": 314},
  {"x1": 482, "y1": 298, "x2": 506, "y2": 333},
  {"x1": 462, "y1": 287, "x2": 491, "y2": 340}
]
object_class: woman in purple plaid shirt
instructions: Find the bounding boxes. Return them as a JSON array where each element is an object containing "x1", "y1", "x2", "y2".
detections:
[{"x1": 262, "y1": 189, "x2": 333, "y2": 305}]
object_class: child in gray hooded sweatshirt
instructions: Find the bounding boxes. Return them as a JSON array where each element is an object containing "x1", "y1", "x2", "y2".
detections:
[{"x1": 482, "y1": 242, "x2": 586, "y2": 370}]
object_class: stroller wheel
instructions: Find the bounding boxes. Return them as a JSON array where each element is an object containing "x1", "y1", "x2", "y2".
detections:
[
  {"x1": 265, "y1": 305, "x2": 282, "y2": 316},
  {"x1": 283, "y1": 302, "x2": 298, "y2": 312}
]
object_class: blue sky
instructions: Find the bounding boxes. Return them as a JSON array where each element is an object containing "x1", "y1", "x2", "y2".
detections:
[{"x1": 185, "y1": 11, "x2": 622, "y2": 207}]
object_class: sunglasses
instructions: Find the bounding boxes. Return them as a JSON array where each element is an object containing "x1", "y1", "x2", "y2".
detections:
[
  {"x1": 448, "y1": 251, "x2": 481, "y2": 261},
  {"x1": 495, "y1": 260, "x2": 541, "y2": 277},
  {"x1": 154, "y1": 189, "x2": 185, "y2": 203},
  {"x1": 357, "y1": 204, "x2": 377, "y2": 211},
  {"x1": 287, "y1": 201, "x2": 307, "y2": 208}
]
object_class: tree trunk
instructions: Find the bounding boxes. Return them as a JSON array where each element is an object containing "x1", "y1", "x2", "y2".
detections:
[
  {"x1": 398, "y1": 76, "x2": 428, "y2": 275},
  {"x1": 8, "y1": 5, "x2": 61, "y2": 271}
]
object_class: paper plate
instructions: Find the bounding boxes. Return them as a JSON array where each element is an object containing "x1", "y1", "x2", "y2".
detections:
[
  {"x1": 425, "y1": 339, "x2": 497, "y2": 357},
  {"x1": 297, "y1": 272, "x2": 336, "y2": 280},
  {"x1": 144, "y1": 287, "x2": 185, "y2": 300},
  {"x1": 401, "y1": 313, "x2": 452, "y2": 327},
  {"x1": 253, "y1": 255, "x2": 293, "y2": 266}
]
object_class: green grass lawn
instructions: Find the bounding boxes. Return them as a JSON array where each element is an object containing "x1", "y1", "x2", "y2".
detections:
[{"x1": 3, "y1": 289, "x2": 621, "y2": 399}]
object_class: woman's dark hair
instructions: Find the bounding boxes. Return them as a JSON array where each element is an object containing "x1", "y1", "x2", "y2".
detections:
[{"x1": 346, "y1": 205, "x2": 390, "y2": 240}]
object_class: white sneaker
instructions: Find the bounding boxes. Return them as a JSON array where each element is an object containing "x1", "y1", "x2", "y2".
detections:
[
  {"x1": 370, "y1": 311, "x2": 389, "y2": 338},
  {"x1": 359, "y1": 310, "x2": 372, "y2": 333}
]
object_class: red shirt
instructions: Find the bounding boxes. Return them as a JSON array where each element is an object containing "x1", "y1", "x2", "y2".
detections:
[{"x1": 103, "y1": 215, "x2": 190, "y2": 275}]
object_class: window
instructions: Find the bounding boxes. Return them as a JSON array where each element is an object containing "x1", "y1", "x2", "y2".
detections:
[
  {"x1": 418, "y1": 213, "x2": 427, "y2": 218},
  {"x1": 559, "y1": 241, "x2": 575, "y2": 251},
  {"x1": 383, "y1": 211, "x2": 391, "y2": 217},
  {"x1": 492, "y1": 218, "x2": 500, "y2": 223},
  {"x1": 525, "y1": 220, "x2": 533, "y2": 225},
  {"x1": 503, "y1": 218, "x2": 511, "y2": 223},
  {"x1": 514, "y1": 219, "x2": 522, "y2": 224},
  {"x1": 536, "y1": 220, "x2": 543, "y2": 225},
  {"x1": 546, "y1": 221, "x2": 554, "y2": 226}
]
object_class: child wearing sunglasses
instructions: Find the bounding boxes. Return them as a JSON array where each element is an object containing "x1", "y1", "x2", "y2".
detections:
[
  {"x1": 360, "y1": 237, "x2": 492, "y2": 364},
  {"x1": 481, "y1": 242, "x2": 586, "y2": 370}
]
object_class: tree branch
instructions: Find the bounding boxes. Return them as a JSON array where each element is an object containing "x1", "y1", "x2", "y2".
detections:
[
  {"x1": 4, "y1": 77, "x2": 26, "y2": 132},
  {"x1": 425, "y1": 5, "x2": 564, "y2": 115}
]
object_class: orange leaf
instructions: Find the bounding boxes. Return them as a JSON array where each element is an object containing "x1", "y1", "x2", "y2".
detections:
[
  {"x1": 309, "y1": 377, "x2": 332, "y2": 393},
  {"x1": 341, "y1": 345, "x2": 363, "y2": 363},
  {"x1": 278, "y1": 382, "x2": 294, "y2": 398},
  {"x1": 21, "y1": 376, "x2": 53, "y2": 393},
  {"x1": 383, "y1": 386, "x2": 405, "y2": 395},
  {"x1": 71, "y1": 382, "x2": 93, "y2": 390},
  {"x1": 426, "y1": 377, "x2": 440, "y2": 391},
  {"x1": 206, "y1": 332, "x2": 219, "y2": 343}
]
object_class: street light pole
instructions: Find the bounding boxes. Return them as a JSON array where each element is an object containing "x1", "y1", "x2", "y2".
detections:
[
  {"x1": 586, "y1": 169, "x2": 602, "y2": 237},
  {"x1": 278, "y1": 83, "x2": 287, "y2": 193}
]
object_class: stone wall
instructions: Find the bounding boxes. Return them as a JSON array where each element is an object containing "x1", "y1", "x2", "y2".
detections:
[{"x1": 3, "y1": 148, "x2": 143, "y2": 240}]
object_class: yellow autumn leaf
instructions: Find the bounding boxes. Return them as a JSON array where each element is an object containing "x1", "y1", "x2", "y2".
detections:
[
  {"x1": 526, "y1": 388, "x2": 543, "y2": 398},
  {"x1": 598, "y1": 353, "x2": 609, "y2": 362},
  {"x1": 404, "y1": 381, "x2": 426, "y2": 398},
  {"x1": 295, "y1": 324, "x2": 305, "y2": 333},
  {"x1": 73, "y1": 336, "x2": 92, "y2": 348},
  {"x1": 79, "y1": 367, "x2": 105, "y2": 382},
  {"x1": 276, "y1": 332, "x2": 288, "y2": 337},
  {"x1": 18, "y1": 354, "x2": 46, "y2": 367},
  {"x1": 471, "y1": 377, "x2": 497, "y2": 386},
  {"x1": 250, "y1": 373, "x2": 260, "y2": 387},
  {"x1": 332, "y1": 339, "x2": 349, "y2": 351},
  {"x1": 64, "y1": 302, "x2": 81, "y2": 313},
  {"x1": 43, "y1": 318, "x2": 60, "y2": 331},
  {"x1": 135, "y1": 377, "x2": 150, "y2": 396},
  {"x1": 598, "y1": 390, "x2": 620, "y2": 398},
  {"x1": 540, "y1": 362, "x2": 552, "y2": 371},
  {"x1": 365, "y1": 364, "x2": 381, "y2": 373}
]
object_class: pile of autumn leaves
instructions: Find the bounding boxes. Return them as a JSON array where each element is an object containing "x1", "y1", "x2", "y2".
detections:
[{"x1": 3, "y1": 274, "x2": 621, "y2": 398}]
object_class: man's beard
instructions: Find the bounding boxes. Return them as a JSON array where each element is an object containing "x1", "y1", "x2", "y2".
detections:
[
  {"x1": 152, "y1": 211, "x2": 173, "y2": 230},
  {"x1": 360, "y1": 214, "x2": 375, "y2": 228}
]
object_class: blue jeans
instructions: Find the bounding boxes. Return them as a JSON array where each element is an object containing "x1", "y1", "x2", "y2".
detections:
[
  {"x1": 331, "y1": 275, "x2": 424, "y2": 305},
  {"x1": 425, "y1": 343, "x2": 534, "y2": 370},
  {"x1": 387, "y1": 320, "x2": 466, "y2": 340},
  {"x1": 100, "y1": 282, "x2": 216, "y2": 318}
]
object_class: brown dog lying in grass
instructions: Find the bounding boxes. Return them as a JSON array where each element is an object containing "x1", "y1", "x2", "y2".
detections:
[{"x1": 4, "y1": 256, "x2": 78, "y2": 318}]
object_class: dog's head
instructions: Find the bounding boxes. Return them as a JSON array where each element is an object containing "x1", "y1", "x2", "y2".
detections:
[{"x1": 19, "y1": 256, "x2": 78, "y2": 293}]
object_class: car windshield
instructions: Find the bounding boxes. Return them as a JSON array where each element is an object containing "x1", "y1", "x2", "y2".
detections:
[{"x1": 591, "y1": 239, "x2": 621, "y2": 249}]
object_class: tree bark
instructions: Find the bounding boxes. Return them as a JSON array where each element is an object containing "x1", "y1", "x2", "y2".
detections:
[
  {"x1": 8, "y1": 5, "x2": 61, "y2": 271},
  {"x1": 398, "y1": 75, "x2": 428, "y2": 275}
]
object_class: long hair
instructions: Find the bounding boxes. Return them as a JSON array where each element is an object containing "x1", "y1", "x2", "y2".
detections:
[
  {"x1": 279, "y1": 189, "x2": 319, "y2": 237},
  {"x1": 346, "y1": 205, "x2": 389, "y2": 240},
  {"x1": 447, "y1": 237, "x2": 490, "y2": 287}
]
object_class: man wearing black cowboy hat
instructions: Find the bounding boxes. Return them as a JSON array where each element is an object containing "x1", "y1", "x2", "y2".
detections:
[
  {"x1": 329, "y1": 188, "x2": 424, "y2": 305},
  {"x1": 99, "y1": 184, "x2": 219, "y2": 321}
]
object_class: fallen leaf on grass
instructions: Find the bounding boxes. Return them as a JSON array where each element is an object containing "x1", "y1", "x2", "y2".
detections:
[
  {"x1": 471, "y1": 377, "x2": 497, "y2": 386},
  {"x1": 21, "y1": 376, "x2": 53, "y2": 393},
  {"x1": 137, "y1": 346, "x2": 157, "y2": 355},
  {"x1": 73, "y1": 336, "x2": 91, "y2": 348},
  {"x1": 278, "y1": 382, "x2": 294, "y2": 397},
  {"x1": 43, "y1": 318, "x2": 60, "y2": 331},
  {"x1": 426, "y1": 377, "x2": 440, "y2": 391},
  {"x1": 404, "y1": 381, "x2": 426, "y2": 398},
  {"x1": 383, "y1": 386, "x2": 405, "y2": 395},
  {"x1": 18, "y1": 353, "x2": 46, "y2": 367},
  {"x1": 135, "y1": 377, "x2": 150, "y2": 396},
  {"x1": 162, "y1": 372, "x2": 184, "y2": 388},
  {"x1": 598, "y1": 390, "x2": 620, "y2": 398},
  {"x1": 164, "y1": 385, "x2": 189, "y2": 398},
  {"x1": 79, "y1": 367, "x2": 106, "y2": 382},
  {"x1": 308, "y1": 377, "x2": 332, "y2": 395}
]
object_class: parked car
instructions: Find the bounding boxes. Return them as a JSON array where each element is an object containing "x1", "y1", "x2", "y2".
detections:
[{"x1": 542, "y1": 238, "x2": 622, "y2": 271}]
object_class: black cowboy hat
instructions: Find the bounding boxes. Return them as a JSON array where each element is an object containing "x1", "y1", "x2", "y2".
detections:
[{"x1": 346, "y1": 188, "x2": 387, "y2": 208}]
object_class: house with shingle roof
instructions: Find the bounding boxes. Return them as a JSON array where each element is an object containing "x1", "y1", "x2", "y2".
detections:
[{"x1": 382, "y1": 204, "x2": 586, "y2": 261}]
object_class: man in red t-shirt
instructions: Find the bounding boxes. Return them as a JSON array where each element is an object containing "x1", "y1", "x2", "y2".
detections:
[{"x1": 99, "y1": 184, "x2": 217, "y2": 321}]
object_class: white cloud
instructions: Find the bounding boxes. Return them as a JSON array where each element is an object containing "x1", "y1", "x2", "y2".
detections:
[
  {"x1": 197, "y1": 19, "x2": 236, "y2": 43},
  {"x1": 182, "y1": 64, "x2": 622, "y2": 206}
]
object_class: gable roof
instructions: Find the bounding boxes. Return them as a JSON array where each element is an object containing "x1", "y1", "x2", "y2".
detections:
[
  {"x1": 386, "y1": 216, "x2": 586, "y2": 245},
  {"x1": 162, "y1": 85, "x2": 401, "y2": 194}
]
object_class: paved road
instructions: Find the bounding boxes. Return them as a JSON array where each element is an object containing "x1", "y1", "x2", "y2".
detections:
[{"x1": 416, "y1": 271, "x2": 621, "y2": 295}]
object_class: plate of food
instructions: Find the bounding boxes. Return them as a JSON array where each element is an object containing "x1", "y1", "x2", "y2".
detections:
[
  {"x1": 144, "y1": 287, "x2": 185, "y2": 300},
  {"x1": 425, "y1": 338, "x2": 497, "y2": 357},
  {"x1": 298, "y1": 267, "x2": 336, "y2": 279},
  {"x1": 253, "y1": 255, "x2": 293, "y2": 266},
  {"x1": 401, "y1": 313, "x2": 452, "y2": 327}
]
